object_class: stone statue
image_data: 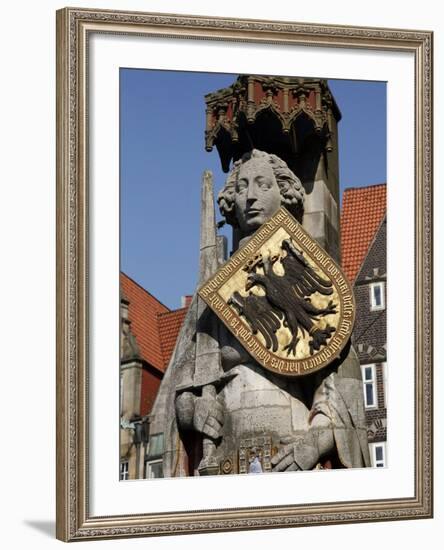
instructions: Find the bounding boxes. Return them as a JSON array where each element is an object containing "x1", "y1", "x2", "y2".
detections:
[{"x1": 153, "y1": 149, "x2": 370, "y2": 477}]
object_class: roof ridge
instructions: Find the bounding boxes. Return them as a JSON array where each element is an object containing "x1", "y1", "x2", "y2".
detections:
[
  {"x1": 157, "y1": 306, "x2": 188, "y2": 319},
  {"x1": 120, "y1": 271, "x2": 171, "y2": 312},
  {"x1": 342, "y1": 182, "x2": 387, "y2": 193}
]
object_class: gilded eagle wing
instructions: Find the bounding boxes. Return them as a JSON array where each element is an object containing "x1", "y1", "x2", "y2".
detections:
[
  {"x1": 281, "y1": 239, "x2": 333, "y2": 299},
  {"x1": 228, "y1": 291, "x2": 284, "y2": 352}
]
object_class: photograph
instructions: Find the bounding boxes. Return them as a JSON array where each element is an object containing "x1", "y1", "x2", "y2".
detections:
[
  {"x1": 55, "y1": 7, "x2": 432, "y2": 541},
  {"x1": 2, "y1": 0, "x2": 441, "y2": 547},
  {"x1": 118, "y1": 70, "x2": 388, "y2": 480}
]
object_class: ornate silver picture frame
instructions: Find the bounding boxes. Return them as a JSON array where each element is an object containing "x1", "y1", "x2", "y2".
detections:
[{"x1": 56, "y1": 7, "x2": 433, "y2": 541}]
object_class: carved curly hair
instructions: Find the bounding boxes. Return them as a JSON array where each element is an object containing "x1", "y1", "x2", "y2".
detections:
[{"x1": 217, "y1": 149, "x2": 304, "y2": 227}]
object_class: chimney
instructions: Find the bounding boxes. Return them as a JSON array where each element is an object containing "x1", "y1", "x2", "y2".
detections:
[{"x1": 181, "y1": 295, "x2": 193, "y2": 308}]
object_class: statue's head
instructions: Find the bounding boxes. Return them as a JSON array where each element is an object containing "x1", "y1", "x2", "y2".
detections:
[{"x1": 217, "y1": 149, "x2": 304, "y2": 238}]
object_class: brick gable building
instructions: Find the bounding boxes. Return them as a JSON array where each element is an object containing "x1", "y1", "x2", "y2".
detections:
[{"x1": 352, "y1": 216, "x2": 387, "y2": 467}]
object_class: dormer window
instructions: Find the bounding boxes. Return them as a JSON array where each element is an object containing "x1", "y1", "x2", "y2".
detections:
[{"x1": 370, "y1": 281, "x2": 385, "y2": 311}]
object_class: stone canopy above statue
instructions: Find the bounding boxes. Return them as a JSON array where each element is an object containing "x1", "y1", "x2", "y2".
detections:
[
  {"x1": 204, "y1": 75, "x2": 341, "y2": 186},
  {"x1": 205, "y1": 75, "x2": 342, "y2": 261}
]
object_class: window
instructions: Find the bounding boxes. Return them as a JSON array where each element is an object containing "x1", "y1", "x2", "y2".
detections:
[
  {"x1": 361, "y1": 364, "x2": 377, "y2": 408},
  {"x1": 370, "y1": 442, "x2": 386, "y2": 468},
  {"x1": 146, "y1": 459, "x2": 164, "y2": 479},
  {"x1": 147, "y1": 433, "x2": 164, "y2": 458},
  {"x1": 369, "y1": 281, "x2": 385, "y2": 311},
  {"x1": 120, "y1": 461, "x2": 129, "y2": 480},
  {"x1": 145, "y1": 433, "x2": 165, "y2": 478}
]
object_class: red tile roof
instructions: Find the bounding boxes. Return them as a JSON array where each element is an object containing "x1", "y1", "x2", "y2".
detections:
[
  {"x1": 340, "y1": 184, "x2": 386, "y2": 283},
  {"x1": 158, "y1": 308, "x2": 188, "y2": 365},
  {"x1": 120, "y1": 273, "x2": 170, "y2": 372},
  {"x1": 120, "y1": 273, "x2": 188, "y2": 372}
]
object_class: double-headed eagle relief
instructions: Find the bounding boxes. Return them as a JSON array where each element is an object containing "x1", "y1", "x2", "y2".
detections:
[{"x1": 199, "y1": 207, "x2": 355, "y2": 376}]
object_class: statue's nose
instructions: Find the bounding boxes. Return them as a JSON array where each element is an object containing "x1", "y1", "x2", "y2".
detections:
[{"x1": 246, "y1": 181, "x2": 259, "y2": 201}]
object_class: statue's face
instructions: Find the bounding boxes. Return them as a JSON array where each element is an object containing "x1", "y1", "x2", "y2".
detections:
[{"x1": 234, "y1": 157, "x2": 281, "y2": 236}]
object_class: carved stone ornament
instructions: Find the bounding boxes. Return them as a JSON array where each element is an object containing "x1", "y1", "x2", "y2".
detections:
[{"x1": 199, "y1": 207, "x2": 355, "y2": 376}]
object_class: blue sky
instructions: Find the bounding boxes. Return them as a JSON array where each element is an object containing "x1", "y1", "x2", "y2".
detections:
[{"x1": 120, "y1": 69, "x2": 386, "y2": 309}]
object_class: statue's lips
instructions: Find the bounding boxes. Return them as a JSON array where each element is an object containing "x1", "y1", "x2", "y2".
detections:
[{"x1": 245, "y1": 209, "x2": 263, "y2": 217}]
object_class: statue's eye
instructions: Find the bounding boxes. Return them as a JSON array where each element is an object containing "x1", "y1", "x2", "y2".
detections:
[
  {"x1": 257, "y1": 177, "x2": 272, "y2": 189},
  {"x1": 237, "y1": 179, "x2": 248, "y2": 192}
]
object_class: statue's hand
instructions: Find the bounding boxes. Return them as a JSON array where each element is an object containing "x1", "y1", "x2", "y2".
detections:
[
  {"x1": 175, "y1": 391, "x2": 196, "y2": 431},
  {"x1": 193, "y1": 395, "x2": 224, "y2": 440},
  {"x1": 271, "y1": 434, "x2": 319, "y2": 472}
]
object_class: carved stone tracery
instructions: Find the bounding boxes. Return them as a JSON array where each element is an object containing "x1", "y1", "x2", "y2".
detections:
[{"x1": 204, "y1": 75, "x2": 340, "y2": 174}]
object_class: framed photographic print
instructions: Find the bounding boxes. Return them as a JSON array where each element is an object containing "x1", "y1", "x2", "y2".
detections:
[{"x1": 56, "y1": 7, "x2": 433, "y2": 542}]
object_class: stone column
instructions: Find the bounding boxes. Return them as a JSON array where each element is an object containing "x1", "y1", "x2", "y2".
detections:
[{"x1": 302, "y1": 123, "x2": 340, "y2": 262}]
